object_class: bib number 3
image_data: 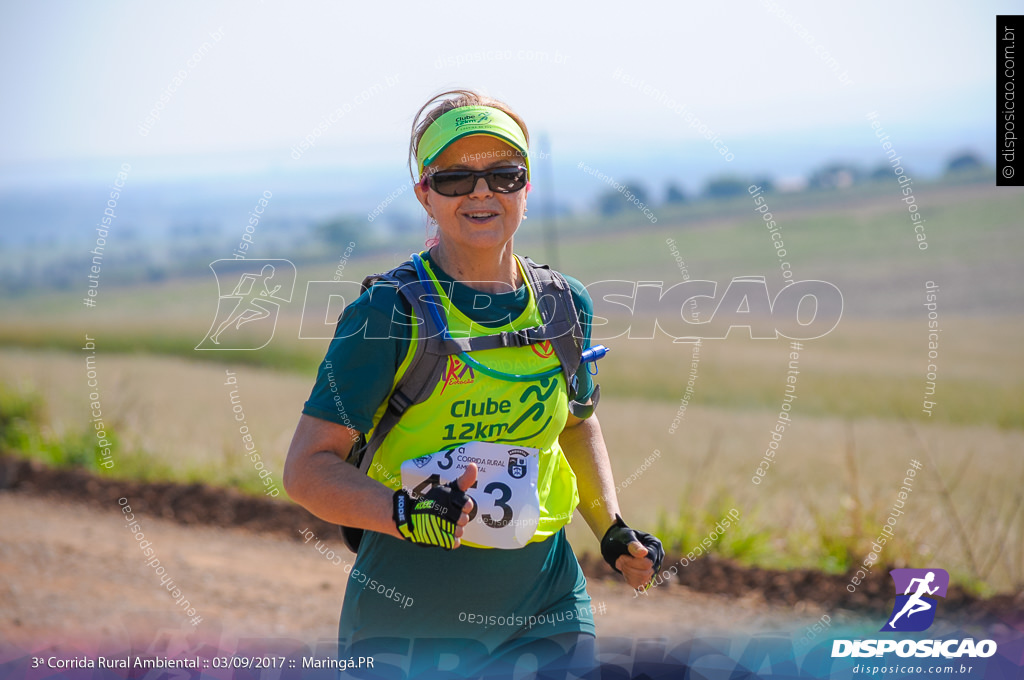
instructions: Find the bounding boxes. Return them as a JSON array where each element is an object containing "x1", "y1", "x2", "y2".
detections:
[{"x1": 400, "y1": 442, "x2": 540, "y2": 549}]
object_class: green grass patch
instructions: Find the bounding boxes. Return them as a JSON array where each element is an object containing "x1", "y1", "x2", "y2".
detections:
[
  {"x1": 0, "y1": 324, "x2": 322, "y2": 374},
  {"x1": 0, "y1": 382, "x2": 278, "y2": 498}
]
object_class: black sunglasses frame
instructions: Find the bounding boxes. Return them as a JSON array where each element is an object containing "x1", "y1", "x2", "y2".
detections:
[{"x1": 426, "y1": 165, "x2": 528, "y2": 197}]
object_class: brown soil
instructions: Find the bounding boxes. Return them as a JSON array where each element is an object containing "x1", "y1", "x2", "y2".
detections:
[{"x1": 1, "y1": 455, "x2": 1019, "y2": 647}]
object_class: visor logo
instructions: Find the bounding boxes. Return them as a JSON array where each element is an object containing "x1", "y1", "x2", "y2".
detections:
[{"x1": 454, "y1": 112, "x2": 492, "y2": 128}]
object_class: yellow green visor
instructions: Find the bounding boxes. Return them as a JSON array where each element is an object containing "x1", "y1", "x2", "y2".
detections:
[{"x1": 416, "y1": 105, "x2": 530, "y2": 180}]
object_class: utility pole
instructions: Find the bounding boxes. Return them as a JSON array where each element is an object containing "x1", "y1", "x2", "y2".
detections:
[{"x1": 539, "y1": 132, "x2": 559, "y2": 269}]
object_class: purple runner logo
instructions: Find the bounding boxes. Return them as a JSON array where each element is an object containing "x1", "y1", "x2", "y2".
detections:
[
  {"x1": 834, "y1": 566, "x2": 996, "y2": 660},
  {"x1": 881, "y1": 568, "x2": 949, "y2": 632}
]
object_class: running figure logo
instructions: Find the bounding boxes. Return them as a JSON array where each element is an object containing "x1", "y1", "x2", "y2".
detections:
[
  {"x1": 196, "y1": 259, "x2": 296, "y2": 350},
  {"x1": 881, "y1": 568, "x2": 949, "y2": 632}
]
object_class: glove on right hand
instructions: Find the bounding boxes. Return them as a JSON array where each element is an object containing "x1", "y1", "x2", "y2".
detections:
[{"x1": 393, "y1": 480, "x2": 469, "y2": 549}]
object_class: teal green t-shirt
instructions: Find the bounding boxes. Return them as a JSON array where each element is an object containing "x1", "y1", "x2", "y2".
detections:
[{"x1": 302, "y1": 251, "x2": 595, "y2": 433}]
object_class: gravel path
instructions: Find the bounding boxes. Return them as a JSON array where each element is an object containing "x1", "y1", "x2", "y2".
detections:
[{"x1": 0, "y1": 491, "x2": 833, "y2": 651}]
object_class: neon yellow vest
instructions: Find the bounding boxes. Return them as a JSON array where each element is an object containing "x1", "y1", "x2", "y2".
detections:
[{"x1": 366, "y1": 255, "x2": 579, "y2": 546}]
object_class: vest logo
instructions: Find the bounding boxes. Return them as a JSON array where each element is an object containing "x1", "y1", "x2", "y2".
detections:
[
  {"x1": 531, "y1": 340, "x2": 554, "y2": 359},
  {"x1": 507, "y1": 449, "x2": 529, "y2": 479},
  {"x1": 881, "y1": 568, "x2": 949, "y2": 632},
  {"x1": 440, "y1": 356, "x2": 476, "y2": 395},
  {"x1": 412, "y1": 454, "x2": 431, "y2": 469}
]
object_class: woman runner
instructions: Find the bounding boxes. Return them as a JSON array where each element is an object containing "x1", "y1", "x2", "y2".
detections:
[{"x1": 284, "y1": 89, "x2": 664, "y2": 677}]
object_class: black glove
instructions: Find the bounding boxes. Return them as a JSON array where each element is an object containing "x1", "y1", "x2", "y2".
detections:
[
  {"x1": 600, "y1": 514, "x2": 664, "y2": 576},
  {"x1": 393, "y1": 480, "x2": 469, "y2": 549}
]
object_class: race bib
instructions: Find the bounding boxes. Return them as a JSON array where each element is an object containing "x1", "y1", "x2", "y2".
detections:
[{"x1": 400, "y1": 441, "x2": 540, "y2": 549}]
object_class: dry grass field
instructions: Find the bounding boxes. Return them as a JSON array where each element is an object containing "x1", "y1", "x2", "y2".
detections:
[
  {"x1": 2, "y1": 178, "x2": 1022, "y2": 596},
  {"x1": 2, "y1": 318, "x2": 1021, "y2": 594}
]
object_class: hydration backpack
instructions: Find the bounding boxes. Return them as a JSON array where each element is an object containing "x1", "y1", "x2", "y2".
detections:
[{"x1": 340, "y1": 254, "x2": 601, "y2": 551}]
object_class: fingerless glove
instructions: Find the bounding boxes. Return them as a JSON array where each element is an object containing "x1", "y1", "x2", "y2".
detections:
[
  {"x1": 600, "y1": 514, "x2": 665, "y2": 575},
  {"x1": 393, "y1": 480, "x2": 468, "y2": 549}
]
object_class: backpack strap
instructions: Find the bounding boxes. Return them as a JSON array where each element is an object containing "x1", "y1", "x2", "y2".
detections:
[
  {"x1": 518, "y1": 256, "x2": 584, "y2": 394},
  {"x1": 518, "y1": 257, "x2": 600, "y2": 417},
  {"x1": 360, "y1": 255, "x2": 589, "y2": 461},
  {"x1": 341, "y1": 254, "x2": 591, "y2": 551},
  {"x1": 340, "y1": 262, "x2": 442, "y2": 552},
  {"x1": 349, "y1": 262, "x2": 448, "y2": 474}
]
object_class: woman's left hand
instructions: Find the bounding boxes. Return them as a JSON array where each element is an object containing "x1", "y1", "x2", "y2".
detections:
[
  {"x1": 616, "y1": 541, "x2": 657, "y2": 589},
  {"x1": 600, "y1": 515, "x2": 665, "y2": 590}
]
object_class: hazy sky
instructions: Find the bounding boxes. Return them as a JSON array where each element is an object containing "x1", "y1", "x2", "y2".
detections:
[{"x1": 0, "y1": 0, "x2": 1008, "y2": 177}]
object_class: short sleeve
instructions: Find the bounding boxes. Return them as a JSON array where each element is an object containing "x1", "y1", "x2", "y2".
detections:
[
  {"x1": 301, "y1": 284, "x2": 411, "y2": 433},
  {"x1": 563, "y1": 274, "x2": 596, "y2": 405}
]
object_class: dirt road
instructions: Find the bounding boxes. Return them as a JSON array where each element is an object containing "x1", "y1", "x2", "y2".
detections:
[{"x1": 0, "y1": 491, "x2": 837, "y2": 651}]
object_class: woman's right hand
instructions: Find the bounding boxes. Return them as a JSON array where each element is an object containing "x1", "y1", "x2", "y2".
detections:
[{"x1": 393, "y1": 464, "x2": 477, "y2": 549}]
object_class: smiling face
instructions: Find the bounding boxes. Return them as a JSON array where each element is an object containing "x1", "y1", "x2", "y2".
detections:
[{"x1": 414, "y1": 134, "x2": 528, "y2": 255}]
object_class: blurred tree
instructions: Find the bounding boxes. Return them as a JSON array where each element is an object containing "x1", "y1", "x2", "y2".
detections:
[
  {"x1": 316, "y1": 216, "x2": 363, "y2": 247},
  {"x1": 384, "y1": 211, "x2": 417, "y2": 234},
  {"x1": 807, "y1": 163, "x2": 863, "y2": 190},
  {"x1": 597, "y1": 191, "x2": 624, "y2": 216},
  {"x1": 869, "y1": 165, "x2": 892, "y2": 182},
  {"x1": 750, "y1": 176, "x2": 775, "y2": 194},
  {"x1": 945, "y1": 150, "x2": 984, "y2": 174},
  {"x1": 665, "y1": 182, "x2": 687, "y2": 204},
  {"x1": 597, "y1": 182, "x2": 649, "y2": 216},
  {"x1": 624, "y1": 182, "x2": 649, "y2": 205},
  {"x1": 704, "y1": 176, "x2": 748, "y2": 199}
]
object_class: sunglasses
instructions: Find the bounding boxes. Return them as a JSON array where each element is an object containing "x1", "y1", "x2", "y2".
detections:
[{"x1": 425, "y1": 165, "x2": 528, "y2": 197}]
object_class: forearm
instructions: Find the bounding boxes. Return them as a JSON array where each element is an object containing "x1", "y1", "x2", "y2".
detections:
[
  {"x1": 285, "y1": 450, "x2": 402, "y2": 539},
  {"x1": 283, "y1": 415, "x2": 402, "y2": 539},
  {"x1": 558, "y1": 415, "x2": 619, "y2": 539}
]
